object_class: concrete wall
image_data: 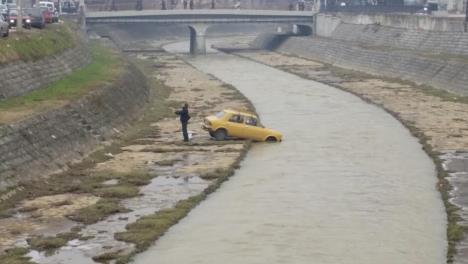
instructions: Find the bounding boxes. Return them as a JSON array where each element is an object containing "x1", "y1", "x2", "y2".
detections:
[
  {"x1": 330, "y1": 23, "x2": 468, "y2": 56},
  {"x1": 315, "y1": 14, "x2": 341, "y2": 37},
  {"x1": 0, "y1": 37, "x2": 91, "y2": 100},
  {"x1": 0, "y1": 63, "x2": 149, "y2": 190},
  {"x1": 320, "y1": 13, "x2": 466, "y2": 32}
]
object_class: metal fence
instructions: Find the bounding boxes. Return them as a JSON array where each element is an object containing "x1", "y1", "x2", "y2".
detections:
[{"x1": 323, "y1": 4, "x2": 424, "y2": 13}]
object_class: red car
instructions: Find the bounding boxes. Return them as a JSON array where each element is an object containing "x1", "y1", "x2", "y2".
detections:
[{"x1": 7, "y1": 9, "x2": 32, "y2": 29}]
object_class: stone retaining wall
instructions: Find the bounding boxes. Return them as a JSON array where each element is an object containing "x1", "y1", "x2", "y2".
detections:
[
  {"x1": 332, "y1": 12, "x2": 466, "y2": 31},
  {"x1": 331, "y1": 23, "x2": 468, "y2": 57},
  {"x1": 0, "y1": 63, "x2": 149, "y2": 190},
  {"x1": 0, "y1": 36, "x2": 91, "y2": 100},
  {"x1": 253, "y1": 34, "x2": 468, "y2": 96}
]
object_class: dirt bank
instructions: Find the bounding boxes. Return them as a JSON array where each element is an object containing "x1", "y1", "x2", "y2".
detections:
[
  {"x1": 0, "y1": 49, "x2": 254, "y2": 263},
  {"x1": 226, "y1": 49, "x2": 468, "y2": 263}
]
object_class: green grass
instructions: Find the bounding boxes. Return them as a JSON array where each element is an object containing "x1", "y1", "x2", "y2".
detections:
[
  {"x1": 0, "y1": 247, "x2": 34, "y2": 264},
  {"x1": 0, "y1": 41, "x2": 122, "y2": 111},
  {"x1": 114, "y1": 195, "x2": 205, "y2": 252},
  {"x1": 67, "y1": 198, "x2": 129, "y2": 225},
  {"x1": 0, "y1": 23, "x2": 76, "y2": 65},
  {"x1": 28, "y1": 231, "x2": 80, "y2": 254}
]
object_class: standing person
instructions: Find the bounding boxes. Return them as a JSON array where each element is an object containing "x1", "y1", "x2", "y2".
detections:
[
  {"x1": 189, "y1": 0, "x2": 193, "y2": 9},
  {"x1": 183, "y1": 0, "x2": 187, "y2": 9},
  {"x1": 161, "y1": 0, "x2": 167, "y2": 9},
  {"x1": 175, "y1": 103, "x2": 191, "y2": 142},
  {"x1": 211, "y1": 0, "x2": 215, "y2": 9}
]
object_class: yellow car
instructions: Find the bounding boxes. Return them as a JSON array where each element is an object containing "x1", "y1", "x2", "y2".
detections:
[{"x1": 202, "y1": 109, "x2": 283, "y2": 142}]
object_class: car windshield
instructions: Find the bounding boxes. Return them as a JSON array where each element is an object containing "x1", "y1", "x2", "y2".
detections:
[
  {"x1": 9, "y1": 9, "x2": 18, "y2": 15},
  {"x1": 215, "y1": 111, "x2": 225, "y2": 118},
  {"x1": 28, "y1": 8, "x2": 42, "y2": 15}
]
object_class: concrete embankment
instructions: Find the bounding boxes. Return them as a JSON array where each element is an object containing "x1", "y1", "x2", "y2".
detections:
[
  {"x1": 0, "y1": 26, "x2": 92, "y2": 100},
  {"x1": 253, "y1": 13, "x2": 468, "y2": 96},
  {"x1": 0, "y1": 50, "x2": 149, "y2": 191}
]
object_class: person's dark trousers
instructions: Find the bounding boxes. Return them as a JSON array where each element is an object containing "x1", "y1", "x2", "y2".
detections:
[{"x1": 182, "y1": 122, "x2": 189, "y2": 142}]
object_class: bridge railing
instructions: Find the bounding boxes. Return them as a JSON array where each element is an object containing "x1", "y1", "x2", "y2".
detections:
[{"x1": 322, "y1": 4, "x2": 423, "y2": 13}]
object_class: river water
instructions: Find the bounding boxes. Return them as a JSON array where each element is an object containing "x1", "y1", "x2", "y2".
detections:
[{"x1": 133, "y1": 41, "x2": 447, "y2": 264}]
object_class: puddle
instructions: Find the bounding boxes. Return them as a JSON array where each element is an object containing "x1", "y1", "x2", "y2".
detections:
[{"x1": 29, "y1": 164, "x2": 209, "y2": 264}]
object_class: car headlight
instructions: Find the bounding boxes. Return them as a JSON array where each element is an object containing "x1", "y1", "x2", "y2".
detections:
[
  {"x1": 9, "y1": 19, "x2": 13, "y2": 23},
  {"x1": 26, "y1": 19, "x2": 31, "y2": 23}
]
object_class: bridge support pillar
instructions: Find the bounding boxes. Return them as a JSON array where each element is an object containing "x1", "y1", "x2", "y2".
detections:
[{"x1": 189, "y1": 24, "x2": 209, "y2": 55}]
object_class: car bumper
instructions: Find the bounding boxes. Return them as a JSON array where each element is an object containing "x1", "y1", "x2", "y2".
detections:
[{"x1": 201, "y1": 124, "x2": 213, "y2": 132}]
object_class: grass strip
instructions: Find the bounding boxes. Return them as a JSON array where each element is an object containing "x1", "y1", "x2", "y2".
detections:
[
  {"x1": 0, "y1": 247, "x2": 34, "y2": 264},
  {"x1": 0, "y1": 41, "x2": 122, "y2": 111},
  {"x1": 0, "y1": 23, "x2": 76, "y2": 65}
]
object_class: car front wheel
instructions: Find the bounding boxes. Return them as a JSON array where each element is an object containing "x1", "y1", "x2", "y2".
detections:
[{"x1": 214, "y1": 129, "x2": 227, "y2": 141}]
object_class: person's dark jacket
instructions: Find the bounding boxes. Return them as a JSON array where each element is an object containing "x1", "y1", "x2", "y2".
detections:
[{"x1": 176, "y1": 107, "x2": 190, "y2": 123}]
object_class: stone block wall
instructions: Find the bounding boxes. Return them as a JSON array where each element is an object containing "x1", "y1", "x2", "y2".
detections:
[
  {"x1": 334, "y1": 13, "x2": 466, "y2": 31},
  {"x1": 331, "y1": 23, "x2": 468, "y2": 57},
  {"x1": 0, "y1": 63, "x2": 149, "y2": 190},
  {"x1": 0, "y1": 37, "x2": 91, "y2": 100},
  {"x1": 272, "y1": 37, "x2": 468, "y2": 96}
]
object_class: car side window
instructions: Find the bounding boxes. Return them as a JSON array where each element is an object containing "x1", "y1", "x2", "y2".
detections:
[
  {"x1": 245, "y1": 117, "x2": 258, "y2": 126},
  {"x1": 228, "y1": 114, "x2": 243, "y2": 123}
]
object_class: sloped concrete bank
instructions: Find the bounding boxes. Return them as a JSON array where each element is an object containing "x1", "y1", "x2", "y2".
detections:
[
  {"x1": 0, "y1": 32, "x2": 91, "y2": 100},
  {"x1": 0, "y1": 62, "x2": 149, "y2": 190},
  {"x1": 253, "y1": 33, "x2": 468, "y2": 96}
]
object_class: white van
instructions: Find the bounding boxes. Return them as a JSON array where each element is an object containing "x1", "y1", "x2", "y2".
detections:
[{"x1": 38, "y1": 1, "x2": 55, "y2": 12}]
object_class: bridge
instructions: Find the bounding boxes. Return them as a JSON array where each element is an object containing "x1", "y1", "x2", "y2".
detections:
[{"x1": 85, "y1": 10, "x2": 316, "y2": 54}]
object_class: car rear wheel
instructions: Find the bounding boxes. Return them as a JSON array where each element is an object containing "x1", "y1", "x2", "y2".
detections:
[
  {"x1": 266, "y1": 136, "x2": 277, "y2": 142},
  {"x1": 214, "y1": 129, "x2": 227, "y2": 141}
]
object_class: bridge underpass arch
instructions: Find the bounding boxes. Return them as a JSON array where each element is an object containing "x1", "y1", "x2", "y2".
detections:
[{"x1": 292, "y1": 24, "x2": 313, "y2": 36}]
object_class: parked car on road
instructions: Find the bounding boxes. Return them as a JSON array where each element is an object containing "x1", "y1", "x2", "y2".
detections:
[
  {"x1": 203, "y1": 109, "x2": 283, "y2": 142},
  {"x1": 0, "y1": 15, "x2": 9, "y2": 37},
  {"x1": 61, "y1": 0, "x2": 78, "y2": 13},
  {"x1": 26, "y1": 8, "x2": 46, "y2": 29},
  {"x1": 7, "y1": 9, "x2": 32, "y2": 29}
]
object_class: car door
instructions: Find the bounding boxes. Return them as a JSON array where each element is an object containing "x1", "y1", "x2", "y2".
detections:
[
  {"x1": 243, "y1": 116, "x2": 266, "y2": 141},
  {"x1": 225, "y1": 114, "x2": 245, "y2": 138}
]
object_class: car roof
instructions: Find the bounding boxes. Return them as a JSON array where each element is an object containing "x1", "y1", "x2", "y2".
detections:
[{"x1": 224, "y1": 109, "x2": 257, "y2": 118}]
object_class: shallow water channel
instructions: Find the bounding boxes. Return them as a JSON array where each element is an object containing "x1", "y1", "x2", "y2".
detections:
[{"x1": 132, "y1": 41, "x2": 447, "y2": 264}]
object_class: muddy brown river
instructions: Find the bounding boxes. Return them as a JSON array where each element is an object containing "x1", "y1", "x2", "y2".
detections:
[{"x1": 131, "y1": 42, "x2": 447, "y2": 264}]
